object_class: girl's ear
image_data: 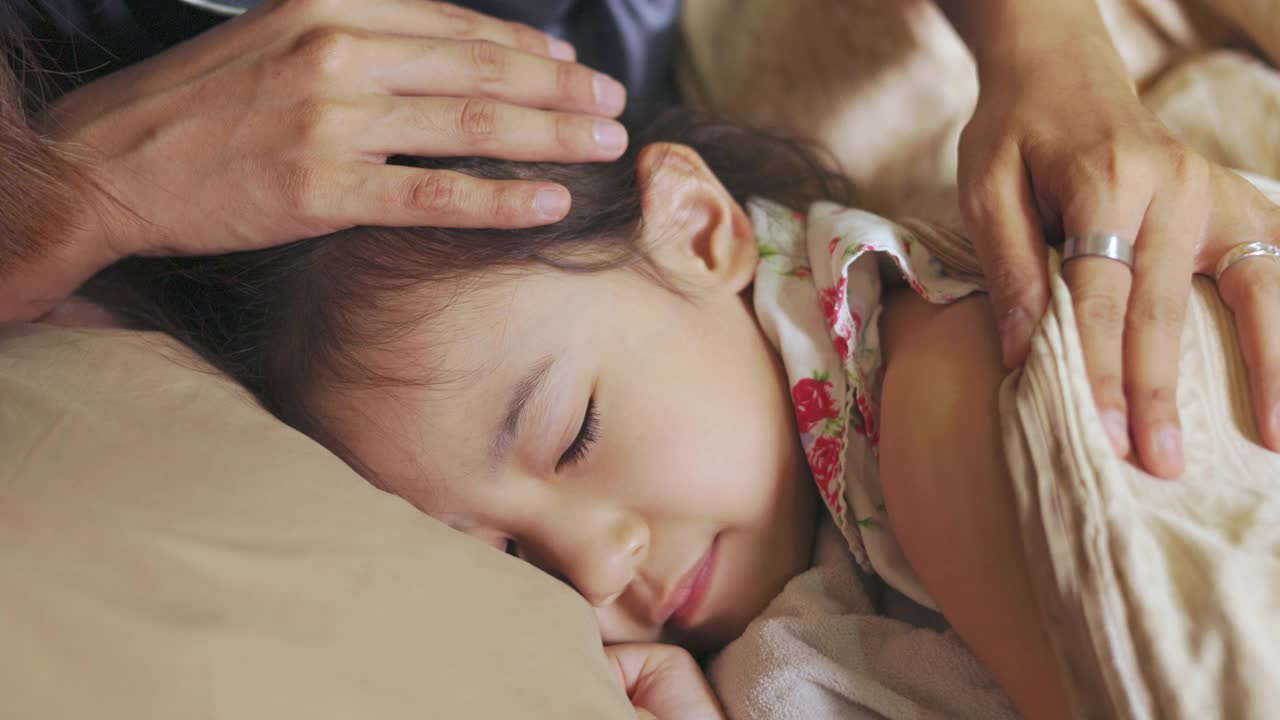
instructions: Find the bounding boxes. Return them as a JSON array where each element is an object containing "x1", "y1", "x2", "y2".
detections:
[{"x1": 635, "y1": 142, "x2": 758, "y2": 296}]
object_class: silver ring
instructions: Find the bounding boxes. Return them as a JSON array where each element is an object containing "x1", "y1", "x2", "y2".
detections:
[
  {"x1": 1213, "y1": 241, "x2": 1280, "y2": 282},
  {"x1": 1062, "y1": 234, "x2": 1136, "y2": 270}
]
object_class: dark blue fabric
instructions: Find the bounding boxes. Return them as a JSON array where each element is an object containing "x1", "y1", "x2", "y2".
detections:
[{"x1": 6, "y1": 0, "x2": 682, "y2": 105}]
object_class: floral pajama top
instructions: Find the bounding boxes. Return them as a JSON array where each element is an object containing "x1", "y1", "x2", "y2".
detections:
[{"x1": 748, "y1": 198, "x2": 983, "y2": 609}]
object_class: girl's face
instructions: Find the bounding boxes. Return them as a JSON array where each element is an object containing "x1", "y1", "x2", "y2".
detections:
[{"x1": 319, "y1": 144, "x2": 817, "y2": 653}]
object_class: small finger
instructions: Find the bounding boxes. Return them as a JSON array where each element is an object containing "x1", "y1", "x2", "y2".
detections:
[
  {"x1": 1124, "y1": 193, "x2": 1202, "y2": 478},
  {"x1": 327, "y1": 164, "x2": 571, "y2": 228},
  {"x1": 957, "y1": 146, "x2": 1050, "y2": 368},
  {"x1": 362, "y1": 36, "x2": 623, "y2": 116},
  {"x1": 1060, "y1": 189, "x2": 1148, "y2": 459},
  {"x1": 1217, "y1": 246, "x2": 1280, "y2": 452},
  {"x1": 363, "y1": 96, "x2": 629, "y2": 162}
]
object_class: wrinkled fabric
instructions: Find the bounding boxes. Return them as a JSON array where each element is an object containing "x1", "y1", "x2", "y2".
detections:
[
  {"x1": 690, "y1": 1, "x2": 1280, "y2": 716},
  {"x1": 731, "y1": 172, "x2": 1280, "y2": 718},
  {"x1": 1001, "y1": 173, "x2": 1280, "y2": 720},
  {"x1": 748, "y1": 197, "x2": 981, "y2": 610},
  {"x1": 709, "y1": 517, "x2": 1017, "y2": 720}
]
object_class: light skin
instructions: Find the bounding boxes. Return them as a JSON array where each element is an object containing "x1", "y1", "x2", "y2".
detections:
[
  {"x1": 5, "y1": 0, "x2": 1279, "y2": 475},
  {"x1": 2, "y1": 0, "x2": 628, "y2": 321},
  {"x1": 304, "y1": 143, "x2": 1075, "y2": 719},
  {"x1": 315, "y1": 143, "x2": 818, "y2": 658},
  {"x1": 879, "y1": 288, "x2": 1076, "y2": 720},
  {"x1": 6, "y1": 0, "x2": 1276, "y2": 713},
  {"x1": 21, "y1": 134, "x2": 1083, "y2": 716},
  {"x1": 937, "y1": 0, "x2": 1280, "y2": 474}
]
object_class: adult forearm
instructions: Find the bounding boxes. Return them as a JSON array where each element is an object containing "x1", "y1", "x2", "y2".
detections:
[
  {"x1": 0, "y1": 59, "x2": 112, "y2": 323},
  {"x1": 935, "y1": 0, "x2": 1122, "y2": 81}
]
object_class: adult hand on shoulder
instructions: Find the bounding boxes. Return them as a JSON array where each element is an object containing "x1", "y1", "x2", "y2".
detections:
[
  {"x1": 957, "y1": 35, "x2": 1280, "y2": 477},
  {"x1": 42, "y1": 0, "x2": 628, "y2": 261},
  {"x1": 605, "y1": 643, "x2": 726, "y2": 720}
]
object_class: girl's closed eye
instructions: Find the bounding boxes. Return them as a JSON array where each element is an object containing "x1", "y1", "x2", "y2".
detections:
[{"x1": 557, "y1": 395, "x2": 600, "y2": 470}]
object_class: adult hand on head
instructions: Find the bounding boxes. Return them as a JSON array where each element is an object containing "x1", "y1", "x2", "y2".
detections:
[
  {"x1": 605, "y1": 643, "x2": 726, "y2": 720},
  {"x1": 953, "y1": 24, "x2": 1280, "y2": 478},
  {"x1": 41, "y1": 0, "x2": 628, "y2": 263}
]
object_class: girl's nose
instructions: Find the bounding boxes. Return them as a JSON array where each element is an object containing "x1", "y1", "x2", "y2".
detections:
[{"x1": 549, "y1": 507, "x2": 650, "y2": 608}]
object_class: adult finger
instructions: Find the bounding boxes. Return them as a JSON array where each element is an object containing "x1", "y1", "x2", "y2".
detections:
[
  {"x1": 305, "y1": 0, "x2": 576, "y2": 60},
  {"x1": 1216, "y1": 234, "x2": 1280, "y2": 452},
  {"x1": 321, "y1": 164, "x2": 571, "y2": 228},
  {"x1": 957, "y1": 144, "x2": 1050, "y2": 369},
  {"x1": 361, "y1": 96, "x2": 629, "y2": 162},
  {"x1": 1123, "y1": 186, "x2": 1204, "y2": 478},
  {"x1": 355, "y1": 36, "x2": 624, "y2": 116},
  {"x1": 392, "y1": 1, "x2": 575, "y2": 59},
  {"x1": 1059, "y1": 187, "x2": 1147, "y2": 460}
]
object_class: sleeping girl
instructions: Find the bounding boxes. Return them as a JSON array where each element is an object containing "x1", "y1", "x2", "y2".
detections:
[{"x1": 94, "y1": 111, "x2": 1089, "y2": 719}]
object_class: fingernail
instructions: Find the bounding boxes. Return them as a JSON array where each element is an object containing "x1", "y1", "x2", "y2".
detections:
[
  {"x1": 1153, "y1": 425, "x2": 1183, "y2": 472},
  {"x1": 1102, "y1": 409, "x2": 1130, "y2": 457},
  {"x1": 592, "y1": 120, "x2": 628, "y2": 154},
  {"x1": 593, "y1": 74, "x2": 627, "y2": 113},
  {"x1": 534, "y1": 187, "x2": 570, "y2": 220},
  {"x1": 999, "y1": 307, "x2": 1032, "y2": 368},
  {"x1": 548, "y1": 37, "x2": 575, "y2": 61}
]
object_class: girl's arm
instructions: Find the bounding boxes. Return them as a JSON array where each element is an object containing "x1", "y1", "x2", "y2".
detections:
[{"x1": 933, "y1": 0, "x2": 1280, "y2": 475}]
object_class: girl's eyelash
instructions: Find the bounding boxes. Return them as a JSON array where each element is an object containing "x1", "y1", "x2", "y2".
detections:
[
  {"x1": 503, "y1": 538, "x2": 520, "y2": 557},
  {"x1": 557, "y1": 396, "x2": 599, "y2": 470}
]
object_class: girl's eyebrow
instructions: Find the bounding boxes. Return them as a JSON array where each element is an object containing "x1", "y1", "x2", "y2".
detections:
[{"x1": 489, "y1": 355, "x2": 558, "y2": 465}]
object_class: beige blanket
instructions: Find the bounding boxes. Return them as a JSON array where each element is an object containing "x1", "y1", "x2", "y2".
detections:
[
  {"x1": 1007, "y1": 184, "x2": 1280, "y2": 720},
  {"x1": 683, "y1": 2, "x2": 1280, "y2": 718}
]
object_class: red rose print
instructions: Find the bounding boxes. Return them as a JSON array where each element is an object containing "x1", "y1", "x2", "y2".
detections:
[
  {"x1": 829, "y1": 236, "x2": 840, "y2": 255},
  {"x1": 832, "y1": 333, "x2": 850, "y2": 361},
  {"x1": 792, "y1": 377, "x2": 839, "y2": 432},
  {"x1": 807, "y1": 435, "x2": 843, "y2": 499},
  {"x1": 818, "y1": 277, "x2": 848, "y2": 330}
]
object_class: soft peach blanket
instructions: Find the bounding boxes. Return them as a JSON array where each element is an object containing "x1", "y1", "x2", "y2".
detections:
[{"x1": 683, "y1": 2, "x2": 1280, "y2": 718}]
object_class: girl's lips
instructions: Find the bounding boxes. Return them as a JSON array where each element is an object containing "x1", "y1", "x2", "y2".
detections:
[{"x1": 664, "y1": 535, "x2": 719, "y2": 630}]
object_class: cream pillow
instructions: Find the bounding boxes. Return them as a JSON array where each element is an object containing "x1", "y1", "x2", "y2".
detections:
[{"x1": 0, "y1": 324, "x2": 631, "y2": 720}]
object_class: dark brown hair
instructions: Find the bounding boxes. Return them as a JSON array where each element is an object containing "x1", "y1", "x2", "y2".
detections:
[
  {"x1": 92, "y1": 110, "x2": 851, "y2": 469},
  {"x1": 0, "y1": 16, "x2": 94, "y2": 283}
]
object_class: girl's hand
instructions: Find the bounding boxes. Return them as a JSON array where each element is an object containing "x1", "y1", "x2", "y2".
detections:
[
  {"x1": 605, "y1": 643, "x2": 726, "y2": 720},
  {"x1": 42, "y1": 0, "x2": 628, "y2": 262},
  {"x1": 957, "y1": 36, "x2": 1280, "y2": 477}
]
